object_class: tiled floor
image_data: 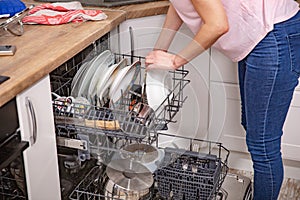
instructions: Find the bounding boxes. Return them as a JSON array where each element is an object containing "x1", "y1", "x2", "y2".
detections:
[{"x1": 228, "y1": 169, "x2": 300, "y2": 200}]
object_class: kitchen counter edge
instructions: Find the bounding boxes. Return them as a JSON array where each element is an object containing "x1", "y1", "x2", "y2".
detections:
[{"x1": 0, "y1": 1, "x2": 169, "y2": 107}]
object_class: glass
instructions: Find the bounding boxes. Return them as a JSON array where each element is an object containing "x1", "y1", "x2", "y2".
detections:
[{"x1": 0, "y1": 5, "x2": 33, "y2": 36}]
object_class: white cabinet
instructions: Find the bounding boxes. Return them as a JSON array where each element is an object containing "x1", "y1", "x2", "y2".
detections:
[
  {"x1": 17, "y1": 76, "x2": 61, "y2": 200},
  {"x1": 209, "y1": 48, "x2": 300, "y2": 161},
  {"x1": 208, "y1": 48, "x2": 246, "y2": 149},
  {"x1": 117, "y1": 15, "x2": 210, "y2": 140},
  {"x1": 210, "y1": 48, "x2": 238, "y2": 84},
  {"x1": 282, "y1": 91, "x2": 300, "y2": 161},
  {"x1": 168, "y1": 25, "x2": 210, "y2": 140},
  {"x1": 209, "y1": 82, "x2": 248, "y2": 152},
  {"x1": 118, "y1": 15, "x2": 166, "y2": 57}
]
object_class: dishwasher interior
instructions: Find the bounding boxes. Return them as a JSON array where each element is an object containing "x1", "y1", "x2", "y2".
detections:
[{"x1": 50, "y1": 33, "x2": 230, "y2": 200}]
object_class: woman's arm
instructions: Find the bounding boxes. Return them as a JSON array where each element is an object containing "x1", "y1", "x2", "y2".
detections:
[
  {"x1": 153, "y1": 4, "x2": 183, "y2": 52},
  {"x1": 146, "y1": 0, "x2": 229, "y2": 70}
]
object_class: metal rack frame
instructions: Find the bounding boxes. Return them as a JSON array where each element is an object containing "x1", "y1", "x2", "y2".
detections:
[
  {"x1": 0, "y1": 167, "x2": 26, "y2": 199},
  {"x1": 66, "y1": 132, "x2": 229, "y2": 200},
  {"x1": 50, "y1": 38, "x2": 229, "y2": 199},
  {"x1": 51, "y1": 49, "x2": 190, "y2": 157},
  {"x1": 154, "y1": 133, "x2": 229, "y2": 200}
]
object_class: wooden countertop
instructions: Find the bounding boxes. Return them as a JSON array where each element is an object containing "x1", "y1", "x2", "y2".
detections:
[
  {"x1": 0, "y1": 1, "x2": 169, "y2": 107},
  {"x1": 114, "y1": 1, "x2": 169, "y2": 19}
]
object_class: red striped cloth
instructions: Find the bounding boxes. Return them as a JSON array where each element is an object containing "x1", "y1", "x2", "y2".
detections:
[{"x1": 22, "y1": 1, "x2": 107, "y2": 25}]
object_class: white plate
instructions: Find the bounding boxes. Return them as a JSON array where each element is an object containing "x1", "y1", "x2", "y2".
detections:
[
  {"x1": 146, "y1": 69, "x2": 173, "y2": 112},
  {"x1": 71, "y1": 62, "x2": 88, "y2": 89},
  {"x1": 88, "y1": 52, "x2": 115, "y2": 101},
  {"x1": 71, "y1": 61, "x2": 92, "y2": 97},
  {"x1": 96, "y1": 58, "x2": 128, "y2": 105},
  {"x1": 77, "y1": 50, "x2": 113, "y2": 99},
  {"x1": 71, "y1": 55, "x2": 101, "y2": 97},
  {"x1": 109, "y1": 60, "x2": 141, "y2": 104}
]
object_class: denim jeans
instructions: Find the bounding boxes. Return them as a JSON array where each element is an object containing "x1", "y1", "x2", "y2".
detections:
[{"x1": 238, "y1": 11, "x2": 300, "y2": 200}]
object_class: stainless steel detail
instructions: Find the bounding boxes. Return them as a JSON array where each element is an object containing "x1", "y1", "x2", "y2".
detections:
[
  {"x1": 50, "y1": 36, "x2": 228, "y2": 200},
  {"x1": 25, "y1": 97, "x2": 37, "y2": 145},
  {"x1": 120, "y1": 143, "x2": 158, "y2": 163},
  {"x1": 106, "y1": 159, "x2": 153, "y2": 191},
  {"x1": 0, "y1": 5, "x2": 34, "y2": 36}
]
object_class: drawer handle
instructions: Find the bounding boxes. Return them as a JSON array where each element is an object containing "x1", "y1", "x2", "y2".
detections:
[{"x1": 26, "y1": 97, "x2": 37, "y2": 145}]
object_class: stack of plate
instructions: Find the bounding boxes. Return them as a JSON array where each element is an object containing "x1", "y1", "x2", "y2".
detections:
[
  {"x1": 109, "y1": 60, "x2": 141, "y2": 104},
  {"x1": 70, "y1": 50, "x2": 141, "y2": 106},
  {"x1": 71, "y1": 50, "x2": 115, "y2": 102}
]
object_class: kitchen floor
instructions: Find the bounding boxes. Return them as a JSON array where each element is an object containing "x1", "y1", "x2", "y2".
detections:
[{"x1": 229, "y1": 169, "x2": 300, "y2": 200}]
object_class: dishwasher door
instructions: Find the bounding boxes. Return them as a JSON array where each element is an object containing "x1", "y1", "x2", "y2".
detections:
[
  {"x1": 218, "y1": 173, "x2": 253, "y2": 200},
  {"x1": 0, "y1": 98, "x2": 29, "y2": 199}
]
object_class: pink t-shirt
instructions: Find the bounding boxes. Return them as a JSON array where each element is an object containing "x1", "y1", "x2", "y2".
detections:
[{"x1": 170, "y1": 0, "x2": 299, "y2": 62}]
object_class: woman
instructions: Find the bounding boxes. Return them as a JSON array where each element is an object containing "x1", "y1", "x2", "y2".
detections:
[{"x1": 145, "y1": 0, "x2": 300, "y2": 199}]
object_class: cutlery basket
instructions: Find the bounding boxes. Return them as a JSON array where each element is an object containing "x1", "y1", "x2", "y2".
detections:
[{"x1": 154, "y1": 133, "x2": 229, "y2": 200}]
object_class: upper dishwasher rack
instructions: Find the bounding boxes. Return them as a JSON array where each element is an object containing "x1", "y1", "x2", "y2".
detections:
[{"x1": 50, "y1": 40, "x2": 190, "y2": 145}]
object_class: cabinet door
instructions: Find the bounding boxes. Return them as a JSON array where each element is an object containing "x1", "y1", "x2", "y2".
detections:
[
  {"x1": 168, "y1": 24, "x2": 210, "y2": 140},
  {"x1": 118, "y1": 14, "x2": 166, "y2": 56},
  {"x1": 209, "y1": 48, "x2": 245, "y2": 147},
  {"x1": 209, "y1": 82, "x2": 248, "y2": 152},
  {"x1": 210, "y1": 47, "x2": 238, "y2": 84},
  {"x1": 282, "y1": 90, "x2": 300, "y2": 161},
  {"x1": 17, "y1": 76, "x2": 61, "y2": 200},
  {"x1": 210, "y1": 48, "x2": 300, "y2": 161}
]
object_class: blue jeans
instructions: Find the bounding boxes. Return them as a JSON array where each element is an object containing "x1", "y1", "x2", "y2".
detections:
[{"x1": 238, "y1": 11, "x2": 300, "y2": 200}]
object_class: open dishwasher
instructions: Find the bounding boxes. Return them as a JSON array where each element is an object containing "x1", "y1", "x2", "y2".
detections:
[{"x1": 49, "y1": 34, "x2": 230, "y2": 200}]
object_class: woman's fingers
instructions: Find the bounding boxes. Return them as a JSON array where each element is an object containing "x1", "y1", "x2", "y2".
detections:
[{"x1": 145, "y1": 50, "x2": 177, "y2": 70}]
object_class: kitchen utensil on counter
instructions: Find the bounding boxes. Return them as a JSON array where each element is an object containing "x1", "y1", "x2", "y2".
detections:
[
  {"x1": 105, "y1": 158, "x2": 153, "y2": 200},
  {"x1": 0, "y1": 5, "x2": 33, "y2": 36},
  {"x1": 0, "y1": 75, "x2": 9, "y2": 84}
]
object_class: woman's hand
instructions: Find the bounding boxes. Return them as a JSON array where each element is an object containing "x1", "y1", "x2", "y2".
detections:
[
  {"x1": 146, "y1": 50, "x2": 187, "y2": 70},
  {"x1": 145, "y1": 50, "x2": 176, "y2": 70}
]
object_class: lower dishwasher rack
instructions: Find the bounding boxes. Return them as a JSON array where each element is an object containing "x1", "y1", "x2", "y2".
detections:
[
  {"x1": 67, "y1": 133, "x2": 229, "y2": 200},
  {"x1": 50, "y1": 40, "x2": 229, "y2": 200}
]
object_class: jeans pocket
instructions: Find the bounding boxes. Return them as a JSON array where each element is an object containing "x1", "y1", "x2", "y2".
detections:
[{"x1": 288, "y1": 33, "x2": 300, "y2": 76}]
